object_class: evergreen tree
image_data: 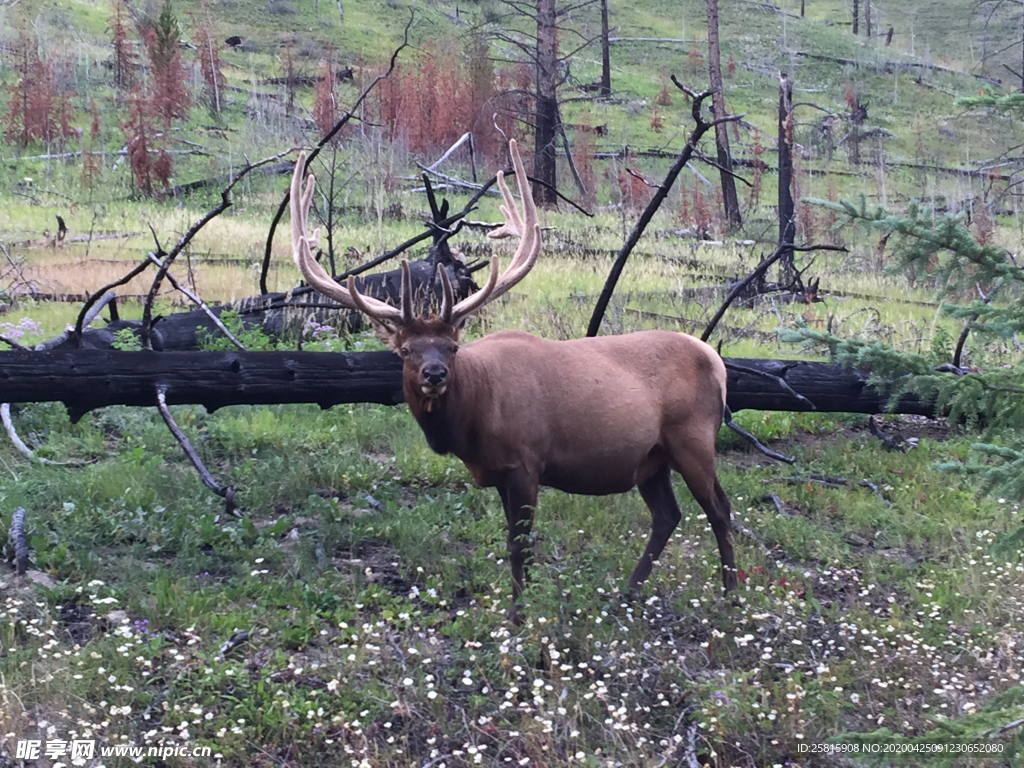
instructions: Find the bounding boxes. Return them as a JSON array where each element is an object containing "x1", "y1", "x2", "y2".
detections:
[{"x1": 791, "y1": 198, "x2": 1024, "y2": 502}]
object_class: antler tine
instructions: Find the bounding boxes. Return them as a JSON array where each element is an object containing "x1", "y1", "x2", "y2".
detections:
[
  {"x1": 400, "y1": 259, "x2": 415, "y2": 324},
  {"x1": 487, "y1": 173, "x2": 524, "y2": 240},
  {"x1": 439, "y1": 263, "x2": 455, "y2": 324},
  {"x1": 289, "y1": 152, "x2": 405, "y2": 327},
  {"x1": 449, "y1": 140, "x2": 541, "y2": 325}
]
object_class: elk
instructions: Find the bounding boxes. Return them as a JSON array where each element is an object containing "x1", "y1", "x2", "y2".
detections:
[{"x1": 289, "y1": 140, "x2": 736, "y2": 622}]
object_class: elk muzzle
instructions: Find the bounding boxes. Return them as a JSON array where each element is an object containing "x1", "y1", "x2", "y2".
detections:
[{"x1": 421, "y1": 361, "x2": 449, "y2": 395}]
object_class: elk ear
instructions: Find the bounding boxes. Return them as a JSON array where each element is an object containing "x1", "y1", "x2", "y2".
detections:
[{"x1": 451, "y1": 315, "x2": 469, "y2": 338}]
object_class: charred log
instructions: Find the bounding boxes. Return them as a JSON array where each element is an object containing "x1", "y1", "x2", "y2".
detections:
[
  {"x1": 0, "y1": 351, "x2": 937, "y2": 421},
  {"x1": 0, "y1": 349, "x2": 405, "y2": 421}
]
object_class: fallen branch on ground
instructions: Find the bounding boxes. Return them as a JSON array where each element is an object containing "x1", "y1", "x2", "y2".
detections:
[
  {"x1": 0, "y1": 352, "x2": 945, "y2": 420},
  {"x1": 1, "y1": 403, "x2": 82, "y2": 466},
  {"x1": 868, "y1": 416, "x2": 908, "y2": 452},
  {"x1": 156, "y1": 386, "x2": 238, "y2": 516},
  {"x1": 767, "y1": 473, "x2": 894, "y2": 507},
  {"x1": 723, "y1": 406, "x2": 796, "y2": 464},
  {"x1": 9, "y1": 506, "x2": 28, "y2": 575}
]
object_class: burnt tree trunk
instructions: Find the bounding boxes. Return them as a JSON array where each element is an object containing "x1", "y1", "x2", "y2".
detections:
[
  {"x1": 0, "y1": 351, "x2": 940, "y2": 421},
  {"x1": 865, "y1": 0, "x2": 871, "y2": 37},
  {"x1": 534, "y1": 0, "x2": 559, "y2": 206},
  {"x1": 600, "y1": 0, "x2": 611, "y2": 97},
  {"x1": 777, "y1": 74, "x2": 797, "y2": 288},
  {"x1": 849, "y1": 96, "x2": 864, "y2": 166},
  {"x1": 706, "y1": 0, "x2": 742, "y2": 229},
  {"x1": 852, "y1": 0, "x2": 859, "y2": 35}
]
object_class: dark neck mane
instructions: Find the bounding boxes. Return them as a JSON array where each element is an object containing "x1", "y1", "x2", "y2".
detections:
[{"x1": 406, "y1": 356, "x2": 485, "y2": 458}]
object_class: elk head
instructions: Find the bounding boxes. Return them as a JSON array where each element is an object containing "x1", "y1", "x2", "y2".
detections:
[{"x1": 290, "y1": 140, "x2": 542, "y2": 409}]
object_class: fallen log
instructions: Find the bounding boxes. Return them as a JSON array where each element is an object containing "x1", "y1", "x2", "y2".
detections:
[
  {"x1": 0, "y1": 351, "x2": 936, "y2": 421},
  {"x1": 725, "y1": 357, "x2": 933, "y2": 414},
  {"x1": 0, "y1": 349, "x2": 405, "y2": 421},
  {"x1": 793, "y1": 51, "x2": 1003, "y2": 86}
]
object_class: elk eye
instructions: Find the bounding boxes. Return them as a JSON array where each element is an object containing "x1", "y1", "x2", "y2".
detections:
[{"x1": 400, "y1": 347, "x2": 410, "y2": 357}]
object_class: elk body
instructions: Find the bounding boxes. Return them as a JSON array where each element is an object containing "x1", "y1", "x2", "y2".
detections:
[{"x1": 290, "y1": 141, "x2": 736, "y2": 622}]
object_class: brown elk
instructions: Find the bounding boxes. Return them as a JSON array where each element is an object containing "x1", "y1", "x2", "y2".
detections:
[{"x1": 289, "y1": 140, "x2": 736, "y2": 622}]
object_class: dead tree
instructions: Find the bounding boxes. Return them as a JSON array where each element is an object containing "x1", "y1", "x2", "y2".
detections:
[
  {"x1": 492, "y1": 0, "x2": 604, "y2": 207},
  {"x1": 849, "y1": 97, "x2": 867, "y2": 166},
  {"x1": 778, "y1": 73, "x2": 797, "y2": 288},
  {"x1": 0, "y1": 350, "x2": 944, "y2": 420},
  {"x1": 535, "y1": 0, "x2": 560, "y2": 206},
  {"x1": 706, "y1": 0, "x2": 742, "y2": 228},
  {"x1": 600, "y1": 0, "x2": 611, "y2": 97},
  {"x1": 259, "y1": 20, "x2": 411, "y2": 294}
]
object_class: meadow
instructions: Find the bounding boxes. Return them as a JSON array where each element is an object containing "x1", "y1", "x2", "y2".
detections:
[{"x1": 2, "y1": 199, "x2": 1024, "y2": 767}]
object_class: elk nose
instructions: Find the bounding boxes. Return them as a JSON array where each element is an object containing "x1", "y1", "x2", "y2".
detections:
[{"x1": 423, "y1": 363, "x2": 447, "y2": 385}]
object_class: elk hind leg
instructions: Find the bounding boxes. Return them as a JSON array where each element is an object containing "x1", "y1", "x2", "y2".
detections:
[
  {"x1": 670, "y1": 441, "x2": 737, "y2": 593},
  {"x1": 496, "y1": 467, "x2": 538, "y2": 624},
  {"x1": 627, "y1": 462, "x2": 682, "y2": 591}
]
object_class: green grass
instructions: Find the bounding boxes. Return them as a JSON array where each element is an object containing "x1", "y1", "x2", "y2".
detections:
[{"x1": 1, "y1": 393, "x2": 1022, "y2": 766}]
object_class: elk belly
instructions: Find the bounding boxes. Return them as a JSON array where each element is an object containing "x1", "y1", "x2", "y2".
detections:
[{"x1": 539, "y1": 448, "x2": 649, "y2": 496}]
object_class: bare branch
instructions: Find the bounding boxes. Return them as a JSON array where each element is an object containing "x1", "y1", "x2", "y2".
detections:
[
  {"x1": 692, "y1": 149, "x2": 754, "y2": 187},
  {"x1": 2, "y1": 403, "x2": 81, "y2": 466},
  {"x1": 555, "y1": 0, "x2": 599, "y2": 16},
  {"x1": 0, "y1": 335, "x2": 28, "y2": 351},
  {"x1": 953, "y1": 279, "x2": 1001, "y2": 368},
  {"x1": 701, "y1": 243, "x2": 846, "y2": 342},
  {"x1": 586, "y1": 78, "x2": 737, "y2": 337},
  {"x1": 74, "y1": 265, "x2": 151, "y2": 341},
  {"x1": 156, "y1": 386, "x2": 238, "y2": 515},
  {"x1": 723, "y1": 406, "x2": 796, "y2": 463},
  {"x1": 142, "y1": 149, "x2": 296, "y2": 349},
  {"x1": 725, "y1": 361, "x2": 815, "y2": 410},
  {"x1": 147, "y1": 254, "x2": 247, "y2": 351}
]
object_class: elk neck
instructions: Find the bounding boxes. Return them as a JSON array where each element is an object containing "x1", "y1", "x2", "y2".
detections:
[{"x1": 404, "y1": 351, "x2": 489, "y2": 458}]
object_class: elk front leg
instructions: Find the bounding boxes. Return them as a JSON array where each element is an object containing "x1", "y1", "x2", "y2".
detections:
[{"x1": 496, "y1": 467, "x2": 538, "y2": 625}]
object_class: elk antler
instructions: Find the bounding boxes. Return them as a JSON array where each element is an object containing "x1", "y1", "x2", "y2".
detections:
[
  {"x1": 290, "y1": 152, "x2": 410, "y2": 329},
  {"x1": 440, "y1": 139, "x2": 542, "y2": 327},
  {"x1": 292, "y1": 140, "x2": 539, "y2": 331}
]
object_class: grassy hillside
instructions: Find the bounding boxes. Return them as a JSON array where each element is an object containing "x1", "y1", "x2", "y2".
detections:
[{"x1": 2, "y1": 0, "x2": 1024, "y2": 223}]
